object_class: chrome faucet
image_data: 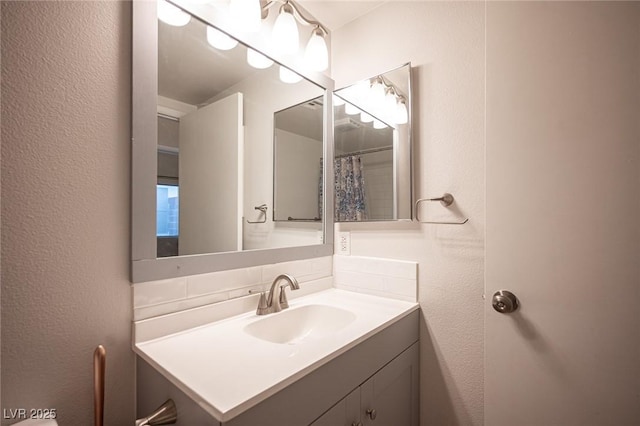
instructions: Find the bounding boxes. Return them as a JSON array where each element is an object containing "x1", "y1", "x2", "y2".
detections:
[{"x1": 256, "y1": 274, "x2": 300, "y2": 315}]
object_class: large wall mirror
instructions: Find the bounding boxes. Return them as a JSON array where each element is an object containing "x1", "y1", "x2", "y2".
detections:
[
  {"x1": 333, "y1": 64, "x2": 412, "y2": 222},
  {"x1": 132, "y1": 1, "x2": 334, "y2": 282}
]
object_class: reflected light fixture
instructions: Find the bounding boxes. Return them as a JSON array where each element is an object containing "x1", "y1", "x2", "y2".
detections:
[
  {"x1": 360, "y1": 112, "x2": 374, "y2": 123},
  {"x1": 279, "y1": 66, "x2": 303, "y2": 84},
  {"x1": 158, "y1": 0, "x2": 191, "y2": 26},
  {"x1": 229, "y1": 0, "x2": 262, "y2": 33},
  {"x1": 373, "y1": 119, "x2": 387, "y2": 129},
  {"x1": 272, "y1": 2, "x2": 299, "y2": 55},
  {"x1": 247, "y1": 48, "x2": 274, "y2": 69},
  {"x1": 341, "y1": 75, "x2": 408, "y2": 126},
  {"x1": 384, "y1": 88, "x2": 398, "y2": 111},
  {"x1": 368, "y1": 78, "x2": 386, "y2": 110},
  {"x1": 207, "y1": 26, "x2": 238, "y2": 50},
  {"x1": 344, "y1": 103, "x2": 359, "y2": 116},
  {"x1": 395, "y1": 98, "x2": 409, "y2": 124},
  {"x1": 333, "y1": 95, "x2": 345, "y2": 107}
]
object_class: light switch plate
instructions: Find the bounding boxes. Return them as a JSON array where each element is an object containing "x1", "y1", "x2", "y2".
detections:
[{"x1": 337, "y1": 232, "x2": 351, "y2": 255}]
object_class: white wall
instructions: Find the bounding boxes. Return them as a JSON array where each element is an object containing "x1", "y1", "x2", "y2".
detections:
[
  {"x1": 332, "y1": 2, "x2": 485, "y2": 425},
  {"x1": 361, "y1": 151, "x2": 394, "y2": 220},
  {"x1": 274, "y1": 129, "x2": 323, "y2": 221},
  {"x1": 217, "y1": 71, "x2": 325, "y2": 250},
  {"x1": 1, "y1": 2, "x2": 135, "y2": 424}
]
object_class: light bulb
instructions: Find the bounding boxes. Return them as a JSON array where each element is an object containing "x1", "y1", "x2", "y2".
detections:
[
  {"x1": 360, "y1": 112, "x2": 374, "y2": 123},
  {"x1": 395, "y1": 99, "x2": 408, "y2": 125},
  {"x1": 158, "y1": 0, "x2": 191, "y2": 27},
  {"x1": 247, "y1": 48, "x2": 274, "y2": 69},
  {"x1": 368, "y1": 78, "x2": 386, "y2": 110},
  {"x1": 373, "y1": 119, "x2": 387, "y2": 129},
  {"x1": 279, "y1": 66, "x2": 302, "y2": 84},
  {"x1": 272, "y1": 4, "x2": 299, "y2": 55},
  {"x1": 229, "y1": 0, "x2": 261, "y2": 33},
  {"x1": 344, "y1": 103, "x2": 359, "y2": 115},
  {"x1": 304, "y1": 27, "x2": 328, "y2": 72},
  {"x1": 354, "y1": 80, "x2": 370, "y2": 103},
  {"x1": 207, "y1": 26, "x2": 238, "y2": 50},
  {"x1": 384, "y1": 90, "x2": 398, "y2": 112},
  {"x1": 333, "y1": 95, "x2": 345, "y2": 107}
]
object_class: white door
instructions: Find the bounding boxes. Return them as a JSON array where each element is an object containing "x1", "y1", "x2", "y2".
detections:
[
  {"x1": 179, "y1": 92, "x2": 243, "y2": 255},
  {"x1": 486, "y1": 2, "x2": 640, "y2": 425}
]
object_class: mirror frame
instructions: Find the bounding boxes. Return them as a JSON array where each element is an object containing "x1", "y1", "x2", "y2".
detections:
[{"x1": 131, "y1": 0, "x2": 334, "y2": 283}]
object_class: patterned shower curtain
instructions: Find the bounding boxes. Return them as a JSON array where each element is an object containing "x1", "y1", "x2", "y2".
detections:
[{"x1": 319, "y1": 156, "x2": 367, "y2": 221}]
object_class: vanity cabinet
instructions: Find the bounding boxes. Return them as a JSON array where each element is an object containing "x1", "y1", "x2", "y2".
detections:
[{"x1": 311, "y1": 343, "x2": 419, "y2": 426}]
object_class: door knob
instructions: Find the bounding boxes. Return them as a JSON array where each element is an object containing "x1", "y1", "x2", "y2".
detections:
[{"x1": 492, "y1": 290, "x2": 518, "y2": 314}]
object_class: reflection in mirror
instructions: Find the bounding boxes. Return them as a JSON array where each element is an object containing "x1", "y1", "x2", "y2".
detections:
[
  {"x1": 333, "y1": 64, "x2": 412, "y2": 222},
  {"x1": 156, "y1": 11, "x2": 324, "y2": 257},
  {"x1": 273, "y1": 97, "x2": 324, "y2": 223}
]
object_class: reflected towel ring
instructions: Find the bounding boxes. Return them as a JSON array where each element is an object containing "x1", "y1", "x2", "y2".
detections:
[
  {"x1": 247, "y1": 204, "x2": 268, "y2": 224},
  {"x1": 415, "y1": 193, "x2": 469, "y2": 225}
]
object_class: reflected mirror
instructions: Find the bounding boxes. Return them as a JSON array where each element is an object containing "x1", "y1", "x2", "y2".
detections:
[
  {"x1": 156, "y1": 8, "x2": 324, "y2": 257},
  {"x1": 273, "y1": 96, "x2": 324, "y2": 223},
  {"x1": 333, "y1": 64, "x2": 412, "y2": 222}
]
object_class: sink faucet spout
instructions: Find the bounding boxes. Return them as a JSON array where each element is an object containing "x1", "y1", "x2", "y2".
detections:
[{"x1": 257, "y1": 274, "x2": 300, "y2": 315}]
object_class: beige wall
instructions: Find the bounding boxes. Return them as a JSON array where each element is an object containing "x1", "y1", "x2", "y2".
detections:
[
  {"x1": 332, "y1": 2, "x2": 486, "y2": 425},
  {"x1": 1, "y1": 2, "x2": 135, "y2": 424}
]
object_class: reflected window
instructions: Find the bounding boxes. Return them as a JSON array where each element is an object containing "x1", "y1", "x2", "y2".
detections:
[{"x1": 157, "y1": 185, "x2": 179, "y2": 237}]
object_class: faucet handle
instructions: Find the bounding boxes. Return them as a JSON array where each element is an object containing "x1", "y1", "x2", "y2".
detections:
[
  {"x1": 256, "y1": 292, "x2": 269, "y2": 315},
  {"x1": 279, "y1": 285, "x2": 289, "y2": 309}
]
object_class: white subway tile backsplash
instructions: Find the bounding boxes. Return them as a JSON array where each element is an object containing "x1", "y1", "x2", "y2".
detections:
[
  {"x1": 261, "y1": 256, "x2": 332, "y2": 284},
  {"x1": 333, "y1": 255, "x2": 417, "y2": 302},
  {"x1": 133, "y1": 278, "x2": 188, "y2": 308},
  {"x1": 187, "y1": 266, "x2": 261, "y2": 297},
  {"x1": 133, "y1": 256, "x2": 333, "y2": 319}
]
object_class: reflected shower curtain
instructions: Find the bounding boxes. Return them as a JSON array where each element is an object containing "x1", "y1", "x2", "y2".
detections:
[{"x1": 319, "y1": 156, "x2": 367, "y2": 221}]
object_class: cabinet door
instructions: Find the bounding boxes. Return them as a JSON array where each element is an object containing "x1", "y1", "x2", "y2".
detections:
[
  {"x1": 310, "y1": 388, "x2": 361, "y2": 426},
  {"x1": 360, "y1": 343, "x2": 419, "y2": 426}
]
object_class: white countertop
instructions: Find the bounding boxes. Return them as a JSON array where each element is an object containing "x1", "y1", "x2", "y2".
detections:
[{"x1": 134, "y1": 288, "x2": 419, "y2": 422}]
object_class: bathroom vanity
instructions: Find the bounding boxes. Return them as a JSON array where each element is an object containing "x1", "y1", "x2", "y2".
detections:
[{"x1": 134, "y1": 289, "x2": 419, "y2": 426}]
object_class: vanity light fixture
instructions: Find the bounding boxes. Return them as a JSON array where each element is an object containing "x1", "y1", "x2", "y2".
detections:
[
  {"x1": 207, "y1": 26, "x2": 238, "y2": 50},
  {"x1": 304, "y1": 26, "x2": 329, "y2": 72},
  {"x1": 158, "y1": 0, "x2": 329, "y2": 74},
  {"x1": 263, "y1": 0, "x2": 330, "y2": 72},
  {"x1": 247, "y1": 48, "x2": 274, "y2": 69},
  {"x1": 272, "y1": 2, "x2": 299, "y2": 55},
  {"x1": 158, "y1": 0, "x2": 191, "y2": 26}
]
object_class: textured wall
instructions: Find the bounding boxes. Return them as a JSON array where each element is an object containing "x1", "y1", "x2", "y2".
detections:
[
  {"x1": 1, "y1": 2, "x2": 135, "y2": 424},
  {"x1": 332, "y1": 2, "x2": 486, "y2": 425}
]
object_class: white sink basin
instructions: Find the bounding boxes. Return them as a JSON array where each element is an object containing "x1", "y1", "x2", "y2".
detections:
[{"x1": 243, "y1": 304, "x2": 356, "y2": 344}]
